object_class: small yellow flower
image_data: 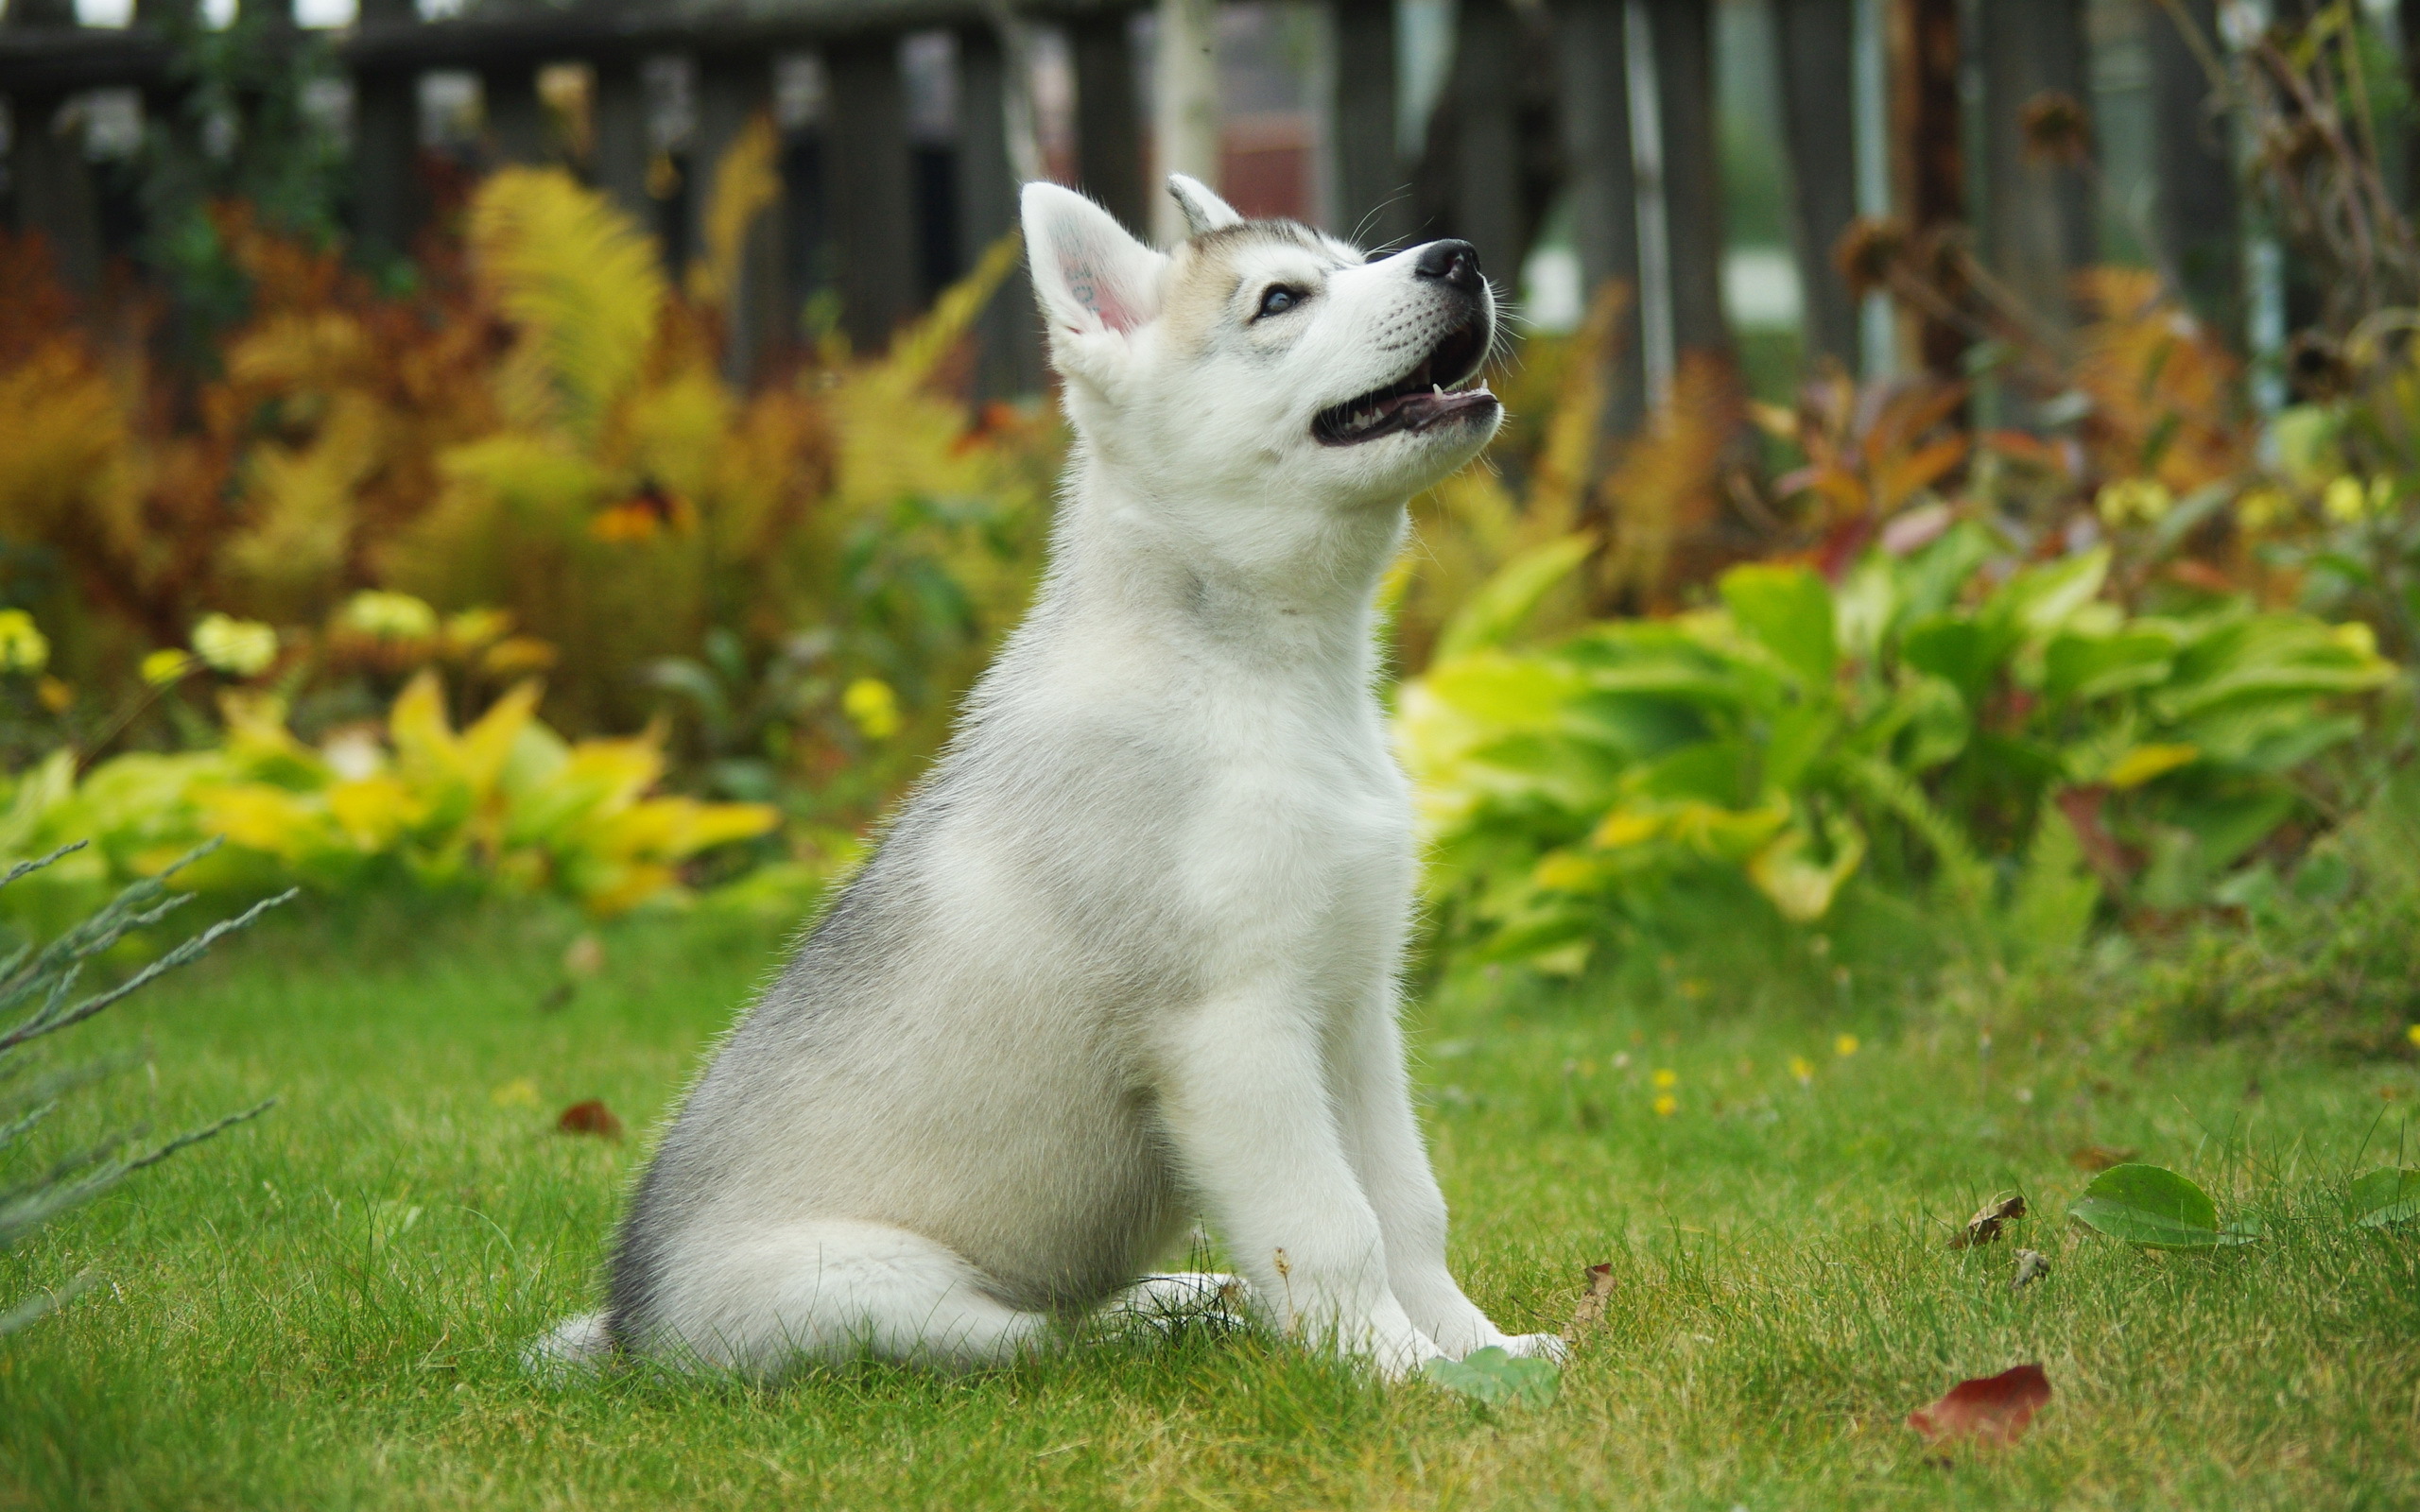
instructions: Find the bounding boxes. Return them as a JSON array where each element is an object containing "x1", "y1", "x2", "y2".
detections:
[
  {"x1": 1789, "y1": 1055, "x2": 1816, "y2": 1084},
  {"x1": 1651, "y1": 1068, "x2": 1678, "y2": 1090},
  {"x1": 2096, "y1": 478, "x2": 2174, "y2": 527},
  {"x1": 2235, "y1": 487, "x2": 2292, "y2": 531},
  {"x1": 1651, "y1": 1093, "x2": 1679, "y2": 1118},
  {"x1": 340, "y1": 590, "x2": 439, "y2": 641},
  {"x1": 843, "y1": 677, "x2": 901, "y2": 739},
  {"x1": 0, "y1": 609, "x2": 49, "y2": 674},
  {"x1": 141, "y1": 648, "x2": 196, "y2": 687},
  {"x1": 1834, "y1": 1033, "x2": 1860, "y2": 1057},
  {"x1": 2334, "y1": 621, "x2": 2378, "y2": 659},
  {"x1": 489, "y1": 1077, "x2": 542, "y2": 1108},
  {"x1": 191, "y1": 613, "x2": 279, "y2": 677},
  {"x1": 2408, "y1": 1023, "x2": 2420, "y2": 1048},
  {"x1": 2323, "y1": 474, "x2": 2368, "y2": 524},
  {"x1": 34, "y1": 676, "x2": 72, "y2": 713}
]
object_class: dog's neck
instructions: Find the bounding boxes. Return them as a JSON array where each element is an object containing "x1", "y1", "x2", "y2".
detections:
[{"x1": 1051, "y1": 445, "x2": 1403, "y2": 678}]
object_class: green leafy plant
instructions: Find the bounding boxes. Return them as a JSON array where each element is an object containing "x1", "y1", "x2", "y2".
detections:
[
  {"x1": 2349, "y1": 1167, "x2": 2420, "y2": 1228},
  {"x1": 1, "y1": 841, "x2": 288, "y2": 1335},
  {"x1": 2066, "y1": 1163, "x2": 2257, "y2": 1250},
  {"x1": 1421, "y1": 1346, "x2": 1562, "y2": 1408},
  {"x1": 1399, "y1": 519, "x2": 2395, "y2": 974},
  {"x1": 0, "y1": 673, "x2": 779, "y2": 922}
]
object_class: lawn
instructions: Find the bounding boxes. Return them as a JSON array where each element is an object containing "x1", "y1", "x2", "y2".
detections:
[{"x1": 3, "y1": 899, "x2": 2415, "y2": 1510}]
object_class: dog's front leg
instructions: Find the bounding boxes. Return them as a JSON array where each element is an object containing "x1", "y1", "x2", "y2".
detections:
[
  {"x1": 1153, "y1": 987, "x2": 1443, "y2": 1380},
  {"x1": 1332, "y1": 985, "x2": 1567, "y2": 1362}
]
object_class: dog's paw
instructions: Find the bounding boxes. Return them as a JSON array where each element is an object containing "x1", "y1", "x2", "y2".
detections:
[
  {"x1": 1495, "y1": 1332, "x2": 1569, "y2": 1364},
  {"x1": 1109, "y1": 1272, "x2": 1251, "y2": 1332}
]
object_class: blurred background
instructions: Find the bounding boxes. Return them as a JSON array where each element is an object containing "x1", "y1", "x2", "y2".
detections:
[{"x1": 1, "y1": 0, "x2": 2417, "y2": 1026}]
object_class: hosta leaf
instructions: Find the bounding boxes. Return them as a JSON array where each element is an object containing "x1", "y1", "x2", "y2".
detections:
[
  {"x1": 1421, "y1": 1346, "x2": 1560, "y2": 1408},
  {"x1": 2067, "y1": 1163, "x2": 2222, "y2": 1249},
  {"x1": 1720, "y1": 563, "x2": 1837, "y2": 686},
  {"x1": 2350, "y1": 1167, "x2": 2420, "y2": 1228}
]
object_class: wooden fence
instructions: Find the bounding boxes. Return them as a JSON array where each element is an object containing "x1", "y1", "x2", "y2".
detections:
[{"x1": 3, "y1": 0, "x2": 2243, "y2": 431}]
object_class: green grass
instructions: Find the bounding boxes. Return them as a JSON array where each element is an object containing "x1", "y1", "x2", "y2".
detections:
[{"x1": 3, "y1": 900, "x2": 2417, "y2": 1509}]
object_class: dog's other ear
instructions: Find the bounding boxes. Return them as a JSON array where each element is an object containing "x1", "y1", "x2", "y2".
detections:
[
  {"x1": 1022, "y1": 182, "x2": 1166, "y2": 387},
  {"x1": 1167, "y1": 174, "x2": 1242, "y2": 238}
]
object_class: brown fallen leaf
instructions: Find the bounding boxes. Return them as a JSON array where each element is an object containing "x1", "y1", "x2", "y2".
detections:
[
  {"x1": 2067, "y1": 1144, "x2": 2136, "y2": 1173},
  {"x1": 557, "y1": 1099, "x2": 624, "y2": 1140},
  {"x1": 1907, "y1": 1363, "x2": 2051, "y2": 1448},
  {"x1": 1560, "y1": 1263, "x2": 1616, "y2": 1344},
  {"x1": 563, "y1": 933, "x2": 606, "y2": 978},
  {"x1": 2010, "y1": 1249, "x2": 2050, "y2": 1293},
  {"x1": 1949, "y1": 1194, "x2": 2026, "y2": 1249}
]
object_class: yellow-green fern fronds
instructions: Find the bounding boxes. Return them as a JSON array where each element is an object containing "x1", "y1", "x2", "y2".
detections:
[
  {"x1": 469, "y1": 167, "x2": 666, "y2": 442},
  {"x1": 874, "y1": 232, "x2": 1023, "y2": 389},
  {"x1": 686, "y1": 113, "x2": 783, "y2": 314}
]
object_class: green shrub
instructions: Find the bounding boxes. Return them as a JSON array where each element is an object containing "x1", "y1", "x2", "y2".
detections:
[{"x1": 1399, "y1": 520, "x2": 2396, "y2": 975}]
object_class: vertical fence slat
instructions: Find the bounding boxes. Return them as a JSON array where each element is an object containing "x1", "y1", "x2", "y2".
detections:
[
  {"x1": 2152, "y1": 0, "x2": 2237, "y2": 334},
  {"x1": 351, "y1": 0, "x2": 424, "y2": 264},
  {"x1": 1070, "y1": 10, "x2": 1147, "y2": 235},
  {"x1": 1331, "y1": 0, "x2": 1404, "y2": 249},
  {"x1": 826, "y1": 31, "x2": 917, "y2": 351},
  {"x1": 5, "y1": 0, "x2": 102, "y2": 292},
  {"x1": 590, "y1": 55, "x2": 653, "y2": 229},
  {"x1": 1647, "y1": 0, "x2": 1727, "y2": 363},
  {"x1": 1978, "y1": 0, "x2": 2088, "y2": 358},
  {"x1": 1774, "y1": 0, "x2": 1858, "y2": 370},
  {"x1": 482, "y1": 64, "x2": 550, "y2": 164},
  {"x1": 693, "y1": 52, "x2": 786, "y2": 381},
  {"x1": 1448, "y1": 0, "x2": 1522, "y2": 287},
  {"x1": 957, "y1": 20, "x2": 1044, "y2": 395},
  {"x1": 1556, "y1": 0, "x2": 1644, "y2": 434},
  {"x1": 1891, "y1": 0, "x2": 1964, "y2": 376}
]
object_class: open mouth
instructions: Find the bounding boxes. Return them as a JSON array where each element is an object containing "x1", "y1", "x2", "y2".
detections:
[{"x1": 1312, "y1": 317, "x2": 1497, "y2": 447}]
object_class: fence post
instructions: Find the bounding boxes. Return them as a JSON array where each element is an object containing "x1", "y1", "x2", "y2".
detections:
[
  {"x1": 1070, "y1": 10, "x2": 1147, "y2": 235},
  {"x1": 352, "y1": 0, "x2": 424, "y2": 264},
  {"x1": 1977, "y1": 0, "x2": 2088, "y2": 359},
  {"x1": 825, "y1": 31, "x2": 917, "y2": 351},
  {"x1": 1644, "y1": 0, "x2": 1727, "y2": 366},
  {"x1": 1555, "y1": 0, "x2": 1644, "y2": 435},
  {"x1": 691, "y1": 52, "x2": 786, "y2": 381},
  {"x1": 957, "y1": 20, "x2": 1045, "y2": 395},
  {"x1": 1330, "y1": 0, "x2": 1404, "y2": 249},
  {"x1": 1774, "y1": 0, "x2": 1859, "y2": 370},
  {"x1": 2151, "y1": 0, "x2": 2237, "y2": 334},
  {"x1": 591, "y1": 56, "x2": 653, "y2": 228},
  {"x1": 4, "y1": 0, "x2": 103, "y2": 292},
  {"x1": 1446, "y1": 0, "x2": 1522, "y2": 286}
]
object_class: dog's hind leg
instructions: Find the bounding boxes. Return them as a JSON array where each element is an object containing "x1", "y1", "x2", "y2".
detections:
[{"x1": 640, "y1": 1219, "x2": 1056, "y2": 1376}]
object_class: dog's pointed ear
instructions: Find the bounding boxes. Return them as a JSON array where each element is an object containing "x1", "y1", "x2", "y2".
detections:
[
  {"x1": 1022, "y1": 181, "x2": 1167, "y2": 375},
  {"x1": 1167, "y1": 174, "x2": 1242, "y2": 238}
]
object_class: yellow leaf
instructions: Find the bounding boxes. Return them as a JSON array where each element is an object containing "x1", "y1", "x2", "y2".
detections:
[
  {"x1": 1592, "y1": 809, "x2": 1662, "y2": 849},
  {"x1": 459, "y1": 679, "x2": 546, "y2": 794},
  {"x1": 2105, "y1": 743, "x2": 2199, "y2": 790},
  {"x1": 388, "y1": 669, "x2": 458, "y2": 775},
  {"x1": 328, "y1": 775, "x2": 422, "y2": 850}
]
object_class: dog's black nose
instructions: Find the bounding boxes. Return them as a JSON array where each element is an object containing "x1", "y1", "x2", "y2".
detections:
[{"x1": 1413, "y1": 239, "x2": 1482, "y2": 293}]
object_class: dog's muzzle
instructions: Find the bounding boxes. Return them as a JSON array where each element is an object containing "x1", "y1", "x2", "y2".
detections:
[{"x1": 1313, "y1": 241, "x2": 1498, "y2": 448}]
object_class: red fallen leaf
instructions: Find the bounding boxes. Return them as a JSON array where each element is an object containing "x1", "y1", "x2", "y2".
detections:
[
  {"x1": 557, "y1": 1100, "x2": 624, "y2": 1140},
  {"x1": 1907, "y1": 1363, "x2": 2051, "y2": 1447}
]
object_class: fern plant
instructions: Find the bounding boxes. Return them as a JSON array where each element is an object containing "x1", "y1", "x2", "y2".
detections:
[{"x1": 1, "y1": 840, "x2": 289, "y2": 1336}]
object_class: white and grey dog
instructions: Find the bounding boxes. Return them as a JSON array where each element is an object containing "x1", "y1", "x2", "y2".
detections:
[{"x1": 535, "y1": 174, "x2": 1561, "y2": 1381}]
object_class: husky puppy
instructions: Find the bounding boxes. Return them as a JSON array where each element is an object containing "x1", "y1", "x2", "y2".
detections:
[{"x1": 535, "y1": 175, "x2": 1561, "y2": 1381}]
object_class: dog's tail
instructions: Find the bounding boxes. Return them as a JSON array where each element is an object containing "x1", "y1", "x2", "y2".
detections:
[{"x1": 523, "y1": 1311, "x2": 614, "y2": 1375}]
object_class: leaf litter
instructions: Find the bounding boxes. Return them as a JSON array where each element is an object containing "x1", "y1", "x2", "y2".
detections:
[{"x1": 1907, "y1": 1363, "x2": 2051, "y2": 1449}]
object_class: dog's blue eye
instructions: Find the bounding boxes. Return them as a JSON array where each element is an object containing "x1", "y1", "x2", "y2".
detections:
[{"x1": 1258, "y1": 285, "x2": 1302, "y2": 318}]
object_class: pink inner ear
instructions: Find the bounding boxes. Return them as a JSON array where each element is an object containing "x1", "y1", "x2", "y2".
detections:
[{"x1": 1059, "y1": 240, "x2": 1144, "y2": 334}]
